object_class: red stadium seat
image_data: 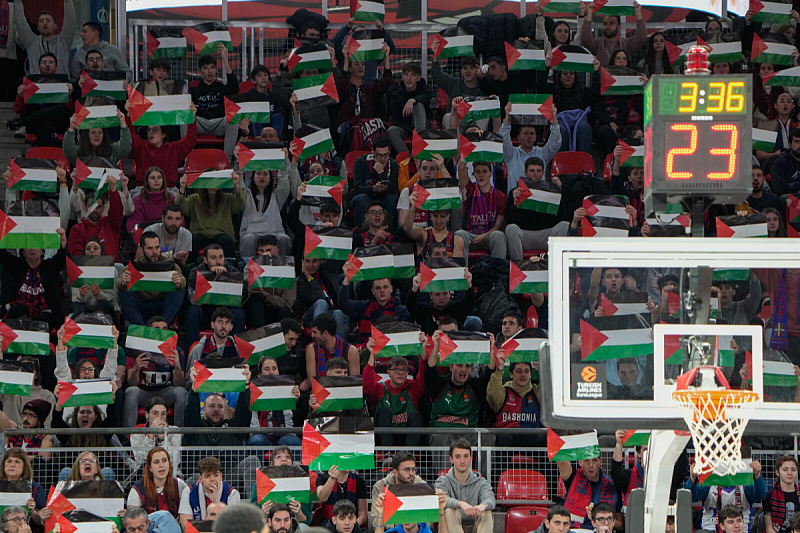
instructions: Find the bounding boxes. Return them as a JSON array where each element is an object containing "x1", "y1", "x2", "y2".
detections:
[
  {"x1": 344, "y1": 150, "x2": 369, "y2": 185},
  {"x1": 238, "y1": 80, "x2": 255, "y2": 93},
  {"x1": 25, "y1": 133, "x2": 64, "y2": 146},
  {"x1": 505, "y1": 506, "x2": 549, "y2": 533},
  {"x1": 551, "y1": 151, "x2": 594, "y2": 176},
  {"x1": 497, "y1": 470, "x2": 548, "y2": 502},
  {"x1": 468, "y1": 249, "x2": 489, "y2": 264},
  {"x1": 437, "y1": 87, "x2": 449, "y2": 115},
  {"x1": 196, "y1": 135, "x2": 224, "y2": 148},
  {"x1": 525, "y1": 306, "x2": 539, "y2": 328},
  {"x1": 25, "y1": 146, "x2": 70, "y2": 172},
  {"x1": 556, "y1": 477, "x2": 566, "y2": 498},
  {"x1": 603, "y1": 153, "x2": 614, "y2": 183},
  {"x1": 185, "y1": 149, "x2": 229, "y2": 174}
]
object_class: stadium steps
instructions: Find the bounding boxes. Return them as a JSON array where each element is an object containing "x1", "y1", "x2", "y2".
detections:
[{"x1": 0, "y1": 102, "x2": 31, "y2": 171}]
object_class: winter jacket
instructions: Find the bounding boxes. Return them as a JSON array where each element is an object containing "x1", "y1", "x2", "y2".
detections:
[
  {"x1": 369, "y1": 471, "x2": 427, "y2": 525},
  {"x1": 336, "y1": 68, "x2": 393, "y2": 125},
  {"x1": 435, "y1": 468, "x2": 496, "y2": 512},
  {"x1": 176, "y1": 186, "x2": 246, "y2": 239},
  {"x1": 0, "y1": 249, "x2": 66, "y2": 325},
  {"x1": 66, "y1": 190, "x2": 124, "y2": 261},
  {"x1": 770, "y1": 149, "x2": 800, "y2": 196},
  {"x1": 184, "y1": 388, "x2": 251, "y2": 446},
  {"x1": 130, "y1": 120, "x2": 197, "y2": 187},
  {"x1": 499, "y1": 120, "x2": 561, "y2": 193},
  {"x1": 387, "y1": 80, "x2": 433, "y2": 132},
  {"x1": 116, "y1": 254, "x2": 186, "y2": 302}
]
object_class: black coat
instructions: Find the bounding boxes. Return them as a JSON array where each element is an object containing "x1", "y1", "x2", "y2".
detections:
[{"x1": 0, "y1": 249, "x2": 66, "y2": 325}]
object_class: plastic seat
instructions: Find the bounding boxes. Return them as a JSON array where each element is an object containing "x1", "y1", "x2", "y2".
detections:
[
  {"x1": 551, "y1": 151, "x2": 594, "y2": 175},
  {"x1": 505, "y1": 506, "x2": 549, "y2": 533},
  {"x1": 196, "y1": 135, "x2": 225, "y2": 148},
  {"x1": 525, "y1": 306, "x2": 539, "y2": 328},
  {"x1": 185, "y1": 149, "x2": 229, "y2": 174},
  {"x1": 497, "y1": 470, "x2": 548, "y2": 502},
  {"x1": 437, "y1": 87, "x2": 449, "y2": 114},
  {"x1": 603, "y1": 153, "x2": 614, "y2": 183},
  {"x1": 344, "y1": 151, "x2": 369, "y2": 184},
  {"x1": 25, "y1": 146, "x2": 70, "y2": 172},
  {"x1": 238, "y1": 80, "x2": 255, "y2": 93},
  {"x1": 25, "y1": 133, "x2": 64, "y2": 147}
]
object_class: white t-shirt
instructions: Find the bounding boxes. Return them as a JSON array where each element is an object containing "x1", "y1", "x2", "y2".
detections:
[
  {"x1": 127, "y1": 478, "x2": 190, "y2": 508},
  {"x1": 178, "y1": 483, "x2": 241, "y2": 517}
]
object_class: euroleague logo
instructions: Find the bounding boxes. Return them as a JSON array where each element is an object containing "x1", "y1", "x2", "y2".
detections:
[{"x1": 581, "y1": 366, "x2": 598, "y2": 383}]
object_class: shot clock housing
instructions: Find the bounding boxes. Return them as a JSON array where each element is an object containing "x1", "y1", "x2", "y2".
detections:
[{"x1": 643, "y1": 75, "x2": 752, "y2": 214}]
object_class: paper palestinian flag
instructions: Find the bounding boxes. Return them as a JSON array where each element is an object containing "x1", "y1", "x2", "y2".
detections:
[
  {"x1": 312, "y1": 375, "x2": 363, "y2": 412},
  {"x1": 716, "y1": 214, "x2": 767, "y2": 238},
  {"x1": 301, "y1": 175, "x2": 345, "y2": 207},
  {"x1": 7, "y1": 158, "x2": 57, "y2": 193},
  {"x1": 250, "y1": 374, "x2": 297, "y2": 411},
  {"x1": 125, "y1": 324, "x2": 178, "y2": 357},
  {"x1": 74, "y1": 157, "x2": 122, "y2": 191},
  {"x1": 52, "y1": 511, "x2": 115, "y2": 533},
  {"x1": 0, "y1": 480, "x2": 32, "y2": 515},
  {"x1": 304, "y1": 226, "x2": 352, "y2": 260},
  {"x1": 540, "y1": 0, "x2": 581, "y2": 12},
  {"x1": 292, "y1": 73, "x2": 339, "y2": 108},
  {"x1": 600, "y1": 67, "x2": 644, "y2": 96},
  {"x1": 599, "y1": 293, "x2": 648, "y2": 317},
  {"x1": 751, "y1": 34, "x2": 795, "y2": 66},
  {"x1": 0, "y1": 199, "x2": 61, "y2": 249},
  {"x1": 187, "y1": 521, "x2": 214, "y2": 533},
  {"x1": 510, "y1": 259, "x2": 548, "y2": 294},
  {"x1": 57, "y1": 379, "x2": 114, "y2": 407},
  {"x1": 23, "y1": 74, "x2": 70, "y2": 104},
  {"x1": 247, "y1": 255, "x2": 295, "y2": 290},
  {"x1": 750, "y1": 0, "x2": 792, "y2": 24},
  {"x1": 74, "y1": 101, "x2": 119, "y2": 130},
  {"x1": 186, "y1": 22, "x2": 232, "y2": 55},
  {"x1": 502, "y1": 328, "x2": 547, "y2": 364},
  {"x1": 581, "y1": 195, "x2": 631, "y2": 237},
  {"x1": 147, "y1": 33, "x2": 187, "y2": 59},
  {"x1": 712, "y1": 268, "x2": 749, "y2": 282},
  {"x1": 372, "y1": 322, "x2": 423, "y2": 358},
  {"x1": 594, "y1": 0, "x2": 635, "y2": 15},
  {"x1": 390, "y1": 243, "x2": 416, "y2": 279},
  {"x1": 665, "y1": 41, "x2": 692, "y2": 66},
  {"x1": 713, "y1": 335, "x2": 736, "y2": 367},
  {"x1": 235, "y1": 323, "x2": 286, "y2": 365},
  {"x1": 580, "y1": 319, "x2": 653, "y2": 361},
  {"x1": 62, "y1": 318, "x2": 114, "y2": 349},
  {"x1": 287, "y1": 44, "x2": 333, "y2": 75},
  {"x1": 618, "y1": 139, "x2": 644, "y2": 167},
  {"x1": 622, "y1": 429, "x2": 650, "y2": 446},
  {"x1": 413, "y1": 178, "x2": 461, "y2": 211},
  {"x1": 80, "y1": 71, "x2": 126, "y2": 100},
  {"x1": 508, "y1": 94, "x2": 554, "y2": 124},
  {"x1": 45, "y1": 481, "x2": 124, "y2": 533},
  {"x1": 0, "y1": 320, "x2": 50, "y2": 356},
  {"x1": 127, "y1": 260, "x2": 177, "y2": 292},
  {"x1": 420, "y1": 257, "x2": 467, "y2": 292},
  {"x1": 236, "y1": 141, "x2": 284, "y2": 172},
  {"x1": 351, "y1": 0, "x2": 385, "y2": 22},
  {"x1": 460, "y1": 133, "x2": 503, "y2": 163},
  {"x1": 700, "y1": 461, "x2": 755, "y2": 487},
  {"x1": 764, "y1": 66, "x2": 800, "y2": 87},
  {"x1": 128, "y1": 90, "x2": 193, "y2": 126},
  {"x1": 187, "y1": 169, "x2": 233, "y2": 189},
  {"x1": 292, "y1": 126, "x2": 335, "y2": 161},
  {"x1": 515, "y1": 179, "x2": 561, "y2": 215},
  {"x1": 67, "y1": 256, "x2": 115, "y2": 290},
  {"x1": 225, "y1": 93, "x2": 271, "y2": 125},
  {"x1": 697, "y1": 37, "x2": 743, "y2": 64},
  {"x1": 192, "y1": 358, "x2": 246, "y2": 393},
  {"x1": 302, "y1": 417, "x2": 375, "y2": 470},
  {"x1": 256, "y1": 466, "x2": 310, "y2": 505},
  {"x1": 547, "y1": 429, "x2": 600, "y2": 461},
  {"x1": 194, "y1": 270, "x2": 243, "y2": 307},
  {"x1": 383, "y1": 484, "x2": 440, "y2": 526},
  {"x1": 346, "y1": 245, "x2": 395, "y2": 282},
  {"x1": 412, "y1": 130, "x2": 458, "y2": 160},
  {"x1": 433, "y1": 35, "x2": 474, "y2": 60},
  {"x1": 0, "y1": 360, "x2": 34, "y2": 396},
  {"x1": 551, "y1": 45, "x2": 595, "y2": 72},
  {"x1": 505, "y1": 42, "x2": 546, "y2": 71},
  {"x1": 753, "y1": 128, "x2": 778, "y2": 151},
  {"x1": 456, "y1": 97, "x2": 501, "y2": 123},
  {"x1": 438, "y1": 330, "x2": 491, "y2": 366},
  {"x1": 346, "y1": 33, "x2": 385, "y2": 62},
  {"x1": 763, "y1": 359, "x2": 798, "y2": 387}
]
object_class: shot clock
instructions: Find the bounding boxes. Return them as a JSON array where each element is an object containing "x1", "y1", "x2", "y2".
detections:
[{"x1": 644, "y1": 75, "x2": 752, "y2": 214}]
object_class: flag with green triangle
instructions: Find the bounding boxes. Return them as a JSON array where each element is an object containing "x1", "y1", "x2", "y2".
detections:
[
  {"x1": 438, "y1": 331, "x2": 491, "y2": 366},
  {"x1": 383, "y1": 484, "x2": 440, "y2": 526},
  {"x1": 186, "y1": 22, "x2": 232, "y2": 56},
  {"x1": 192, "y1": 358, "x2": 247, "y2": 393},
  {"x1": 235, "y1": 323, "x2": 287, "y2": 365},
  {"x1": 312, "y1": 375, "x2": 363, "y2": 412},
  {"x1": 247, "y1": 255, "x2": 295, "y2": 291},
  {"x1": 7, "y1": 158, "x2": 58, "y2": 193},
  {"x1": 67, "y1": 256, "x2": 116, "y2": 290},
  {"x1": 250, "y1": 374, "x2": 297, "y2": 411},
  {"x1": 255, "y1": 466, "x2": 310, "y2": 504},
  {"x1": 0, "y1": 360, "x2": 34, "y2": 396},
  {"x1": 0, "y1": 319, "x2": 50, "y2": 356},
  {"x1": 302, "y1": 417, "x2": 375, "y2": 470},
  {"x1": 193, "y1": 270, "x2": 243, "y2": 307}
]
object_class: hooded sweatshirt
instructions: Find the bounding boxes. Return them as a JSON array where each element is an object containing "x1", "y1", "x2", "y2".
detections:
[
  {"x1": 435, "y1": 468, "x2": 496, "y2": 514},
  {"x1": 486, "y1": 370, "x2": 538, "y2": 413}
]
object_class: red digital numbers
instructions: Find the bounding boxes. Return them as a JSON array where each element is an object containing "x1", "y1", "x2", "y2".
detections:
[
  {"x1": 664, "y1": 123, "x2": 739, "y2": 181},
  {"x1": 665, "y1": 124, "x2": 697, "y2": 180}
]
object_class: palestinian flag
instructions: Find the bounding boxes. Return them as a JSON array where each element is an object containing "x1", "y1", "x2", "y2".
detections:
[
  {"x1": 292, "y1": 73, "x2": 339, "y2": 107},
  {"x1": 383, "y1": 484, "x2": 440, "y2": 526},
  {"x1": 23, "y1": 75, "x2": 70, "y2": 104},
  {"x1": 515, "y1": 179, "x2": 560, "y2": 215},
  {"x1": 713, "y1": 335, "x2": 735, "y2": 367},
  {"x1": 45, "y1": 481, "x2": 124, "y2": 533},
  {"x1": 187, "y1": 170, "x2": 233, "y2": 189},
  {"x1": 192, "y1": 358, "x2": 247, "y2": 393},
  {"x1": 700, "y1": 463, "x2": 755, "y2": 487},
  {"x1": 622, "y1": 430, "x2": 650, "y2": 446},
  {"x1": 594, "y1": 0, "x2": 635, "y2": 16},
  {"x1": 701, "y1": 38, "x2": 743, "y2": 64},
  {"x1": 147, "y1": 34, "x2": 187, "y2": 59},
  {"x1": 420, "y1": 258, "x2": 467, "y2": 292},
  {"x1": 292, "y1": 127, "x2": 335, "y2": 161},
  {"x1": 509, "y1": 260, "x2": 548, "y2": 294},
  {"x1": 712, "y1": 268, "x2": 749, "y2": 282},
  {"x1": 508, "y1": 94, "x2": 554, "y2": 123},
  {"x1": 67, "y1": 256, "x2": 115, "y2": 290},
  {"x1": 186, "y1": 22, "x2": 232, "y2": 56},
  {"x1": 224, "y1": 95, "x2": 271, "y2": 126},
  {"x1": 413, "y1": 178, "x2": 461, "y2": 211},
  {"x1": 665, "y1": 334, "x2": 683, "y2": 364},
  {"x1": 347, "y1": 245, "x2": 395, "y2": 282},
  {"x1": 194, "y1": 270, "x2": 243, "y2": 307},
  {"x1": 0, "y1": 205, "x2": 61, "y2": 249},
  {"x1": 580, "y1": 320, "x2": 653, "y2": 361},
  {"x1": 540, "y1": 0, "x2": 581, "y2": 12},
  {"x1": 505, "y1": 42, "x2": 546, "y2": 70},
  {"x1": 57, "y1": 379, "x2": 114, "y2": 407},
  {"x1": 127, "y1": 261, "x2": 176, "y2": 292},
  {"x1": 751, "y1": 34, "x2": 795, "y2": 66},
  {"x1": 250, "y1": 374, "x2": 296, "y2": 411},
  {"x1": 256, "y1": 466, "x2": 310, "y2": 505},
  {"x1": 456, "y1": 97, "x2": 501, "y2": 123},
  {"x1": 600, "y1": 67, "x2": 644, "y2": 96},
  {"x1": 301, "y1": 417, "x2": 375, "y2": 470},
  {"x1": 438, "y1": 330, "x2": 491, "y2": 366},
  {"x1": 665, "y1": 41, "x2": 692, "y2": 66},
  {"x1": 372, "y1": 322, "x2": 423, "y2": 358},
  {"x1": 599, "y1": 293, "x2": 648, "y2": 317},
  {"x1": 287, "y1": 44, "x2": 332, "y2": 75},
  {"x1": 80, "y1": 71, "x2": 126, "y2": 100},
  {"x1": 312, "y1": 376, "x2": 363, "y2": 412},
  {"x1": 125, "y1": 324, "x2": 178, "y2": 357},
  {"x1": 716, "y1": 214, "x2": 767, "y2": 238},
  {"x1": 55, "y1": 512, "x2": 115, "y2": 533},
  {"x1": 710, "y1": 297, "x2": 719, "y2": 320},
  {"x1": 763, "y1": 360, "x2": 797, "y2": 387},
  {"x1": 74, "y1": 157, "x2": 121, "y2": 190},
  {"x1": 74, "y1": 102, "x2": 119, "y2": 130},
  {"x1": 764, "y1": 66, "x2": 800, "y2": 87},
  {"x1": 551, "y1": 45, "x2": 595, "y2": 72},
  {"x1": 247, "y1": 256, "x2": 295, "y2": 290},
  {"x1": 187, "y1": 521, "x2": 213, "y2": 533},
  {"x1": 236, "y1": 142, "x2": 284, "y2": 172},
  {"x1": 412, "y1": 130, "x2": 458, "y2": 160},
  {"x1": 750, "y1": 0, "x2": 792, "y2": 23},
  {"x1": 0, "y1": 360, "x2": 34, "y2": 396},
  {"x1": 7, "y1": 158, "x2": 57, "y2": 193},
  {"x1": 236, "y1": 323, "x2": 286, "y2": 365},
  {"x1": 752, "y1": 128, "x2": 778, "y2": 151},
  {"x1": 128, "y1": 90, "x2": 193, "y2": 126},
  {"x1": 581, "y1": 205, "x2": 630, "y2": 237},
  {"x1": 433, "y1": 35, "x2": 474, "y2": 60},
  {"x1": 0, "y1": 321, "x2": 50, "y2": 356},
  {"x1": 582, "y1": 195, "x2": 631, "y2": 227},
  {"x1": 304, "y1": 226, "x2": 352, "y2": 260},
  {"x1": 390, "y1": 243, "x2": 416, "y2": 279},
  {"x1": 501, "y1": 329, "x2": 546, "y2": 363},
  {"x1": 62, "y1": 318, "x2": 114, "y2": 350},
  {"x1": 302, "y1": 175, "x2": 345, "y2": 207},
  {"x1": 460, "y1": 135, "x2": 503, "y2": 163},
  {"x1": 548, "y1": 429, "x2": 600, "y2": 461},
  {"x1": 346, "y1": 35, "x2": 385, "y2": 62},
  {"x1": 351, "y1": 0, "x2": 385, "y2": 22},
  {"x1": 0, "y1": 480, "x2": 31, "y2": 515}
]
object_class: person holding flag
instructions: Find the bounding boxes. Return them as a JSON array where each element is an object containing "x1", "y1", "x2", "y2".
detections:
[
  {"x1": 371, "y1": 486, "x2": 449, "y2": 533},
  {"x1": 67, "y1": 174, "x2": 124, "y2": 262},
  {"x1": 0, "y1": 449, "x2": 48, "y2": 526},
  {"x1": 556, "y1": 453, "x2": 619, "y2": 530},
  {"x1": 455, "y1": 160, "x2": 507, "y2": 263},
  {"x1": 191, "y1": 44, "x2": 240, "y2": 154},
  {"x1": 247, "y1": 356, "x2": 301, "y2": 447},
  {"x1": 351, "y1": 136, "x2": 399, "y2": 227},
  {"x1": 249, "y1": 445, "x2": 310, "y2": 525},
  {"x1": 487, "y1": 346, "x2": 542, "y2": 446},
  {"x1": 63, "y1": 104, "x2": 130, "y2": 169},
  {"x1": 10, "y1": 52, "x2": 73, "y2": 145},
  {"x1": 499, "y1": 101, "x2": 561, "y2": 194}
]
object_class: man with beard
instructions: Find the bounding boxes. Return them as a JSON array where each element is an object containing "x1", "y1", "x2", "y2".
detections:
[
  {"x1": 578, "y1": 1, "x2": 646, "y2": 66},
  {"x1": 373, "y1": 488, "x2": 449, "y2": 533},
  {"x1": 265, "y1": 504, "x2": 298, "y2": 533},
  {"x1": 369, "y1": 452, "x2": 427, "y2": 527},
  {"x1": 747, "y1": 166, "x2": 781, "y2": 212},
  {"x1": 0, "y1": 399, "x2": 53, "y2": 454},
  {"x1": 67, "y1": 175, "x2": 124, "y2": 261},
  {"x1": 250, "y1": 446, "x2": 310, "y2": 525},
  {"x1": 145, "y1": 204, "x2": 193, "y2": 269},
  {"x1": 304, "y1": 313, "x2": 360, "y2": 384}
]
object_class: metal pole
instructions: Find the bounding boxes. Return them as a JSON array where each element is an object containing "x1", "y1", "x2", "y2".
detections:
[
  {"x1": 142, "y1": 25, "x2": 148, "y2": 81},
  {"x1": 322, "y1": 0, "x2": 328, "y2": 20},
  {"x1": 476, "y1": 431, "x2": 482, "y2": 474},
  {"x1": 520, "y1": 0, "x2": 527, "y2": 18},
  {"x1": 222, "y1": 0, "x2": 228, "y2": 21},
  {"x1": 420, "y1": 0, "x2": 428, "y2": 80}
]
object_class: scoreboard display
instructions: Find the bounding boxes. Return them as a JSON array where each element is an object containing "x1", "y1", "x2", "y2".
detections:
[{"x1": 644, "y1": 75, "x2": 752, "y2": 211}]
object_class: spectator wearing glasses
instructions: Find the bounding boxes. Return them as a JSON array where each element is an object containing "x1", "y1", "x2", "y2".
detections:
[
  {"x1": 350, "y1": 135, "x2": 399, "y2": 226},
  {"x1": 122, "y1": 503, "x2": 182, "y2": 533},
  {"x1": 589, "y1": 503, "x2": 616, "y2": 533},
  {"x1": 0, "y1": 449, "x2": 47, "y2": 529},
  {"x1": 60, "y1": 450, "x2": 114, "y2": 482},
  {"x1": 369, "y1": 451, "x2": 428, "y2": 527},
  {"x1": 1, "y1": 507, "x2": 31, "y2": 533}
]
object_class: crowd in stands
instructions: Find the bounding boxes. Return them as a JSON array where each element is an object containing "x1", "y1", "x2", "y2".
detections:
[{"x1": 3, "y1": 1, "x2": 800, "y2": 533}]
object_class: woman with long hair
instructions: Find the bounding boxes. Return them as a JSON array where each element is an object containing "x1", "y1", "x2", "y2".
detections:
[
  {"x1": 1, "y1": 448, "x2": 48, "y2": 527},
  {"x1": 127, "y1": 447, "x2": 188, "y2": 518},
  {"x1": 754, "y1": 63, "x2": 786, "y2": 123},
  {"x1": 64, "y1": 451, "x2": 112, "y2": 481},
  {"x1": 639, "y1": 32, "x2": 672, "y2": 76},
  {"x1": 765, "y1": 207, "x2": 788, "y2": 237},
  {"x1": 126, "y1": 166, "x2": 175, "y2": 234},
  {"x1": 63, "y1": 109, "x2": 131, "y2": 165}
]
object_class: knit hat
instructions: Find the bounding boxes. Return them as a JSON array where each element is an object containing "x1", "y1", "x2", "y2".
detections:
[{"x1": 23, "y1": 399, "x2": 51, "y2": 422}]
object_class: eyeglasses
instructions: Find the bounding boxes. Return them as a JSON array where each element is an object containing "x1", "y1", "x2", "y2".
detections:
[
  {"x1": 79, "y1": 457, "x2": 97, "y2": 464},
  {"x1": 373, "y1": 152, "x2": 391, "y2": 160},
  {"x1": 368, "y1": 210, "x2": 383, "y2": 215},
  {"x1": 398, "y1": 466, "x2": 416, "y2": 473},
  {"x1": 594, "y1": 517, "x2": 614, "y2": 524},
  {"x1": 6, "y1": 517, "x2": 28, "y2": 524},
  {"x1": 79, "y1": 366, "x2": 96, "y2": 372}
]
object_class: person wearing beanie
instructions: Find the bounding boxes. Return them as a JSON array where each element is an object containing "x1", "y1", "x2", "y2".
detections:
[{"x1": 0, "y1": 399, "x2": 54, "y2": 453}]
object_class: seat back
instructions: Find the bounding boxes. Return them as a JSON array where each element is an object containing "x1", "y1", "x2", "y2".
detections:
[
  {"x1": 497, "y1": 469, "x2": 548, "y2": 502},
  {"x1": 344, "y1": 150, "x2": 370, "y2": 184},
  {"x1": 238, "y1": 80, "x2": 255, "y2": 93},
  {"x1": 551, "y1": 151, "x2": 594, "y2": 176},
  {"x1": 525, "y1": 306, "x2": 539, "y2": 328},
  {"x1": 185, "y1": 149, "x2": 229, "y2": 174},
  {"x1": 603, "y1": 153, "x2": 614, "y2": 183},
  {"x1": 25, "y1": 146, "x2": 70, "y2": 172},
  {"x1": 505, "y1": 506, "x2": 550, "y2": 533}
]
